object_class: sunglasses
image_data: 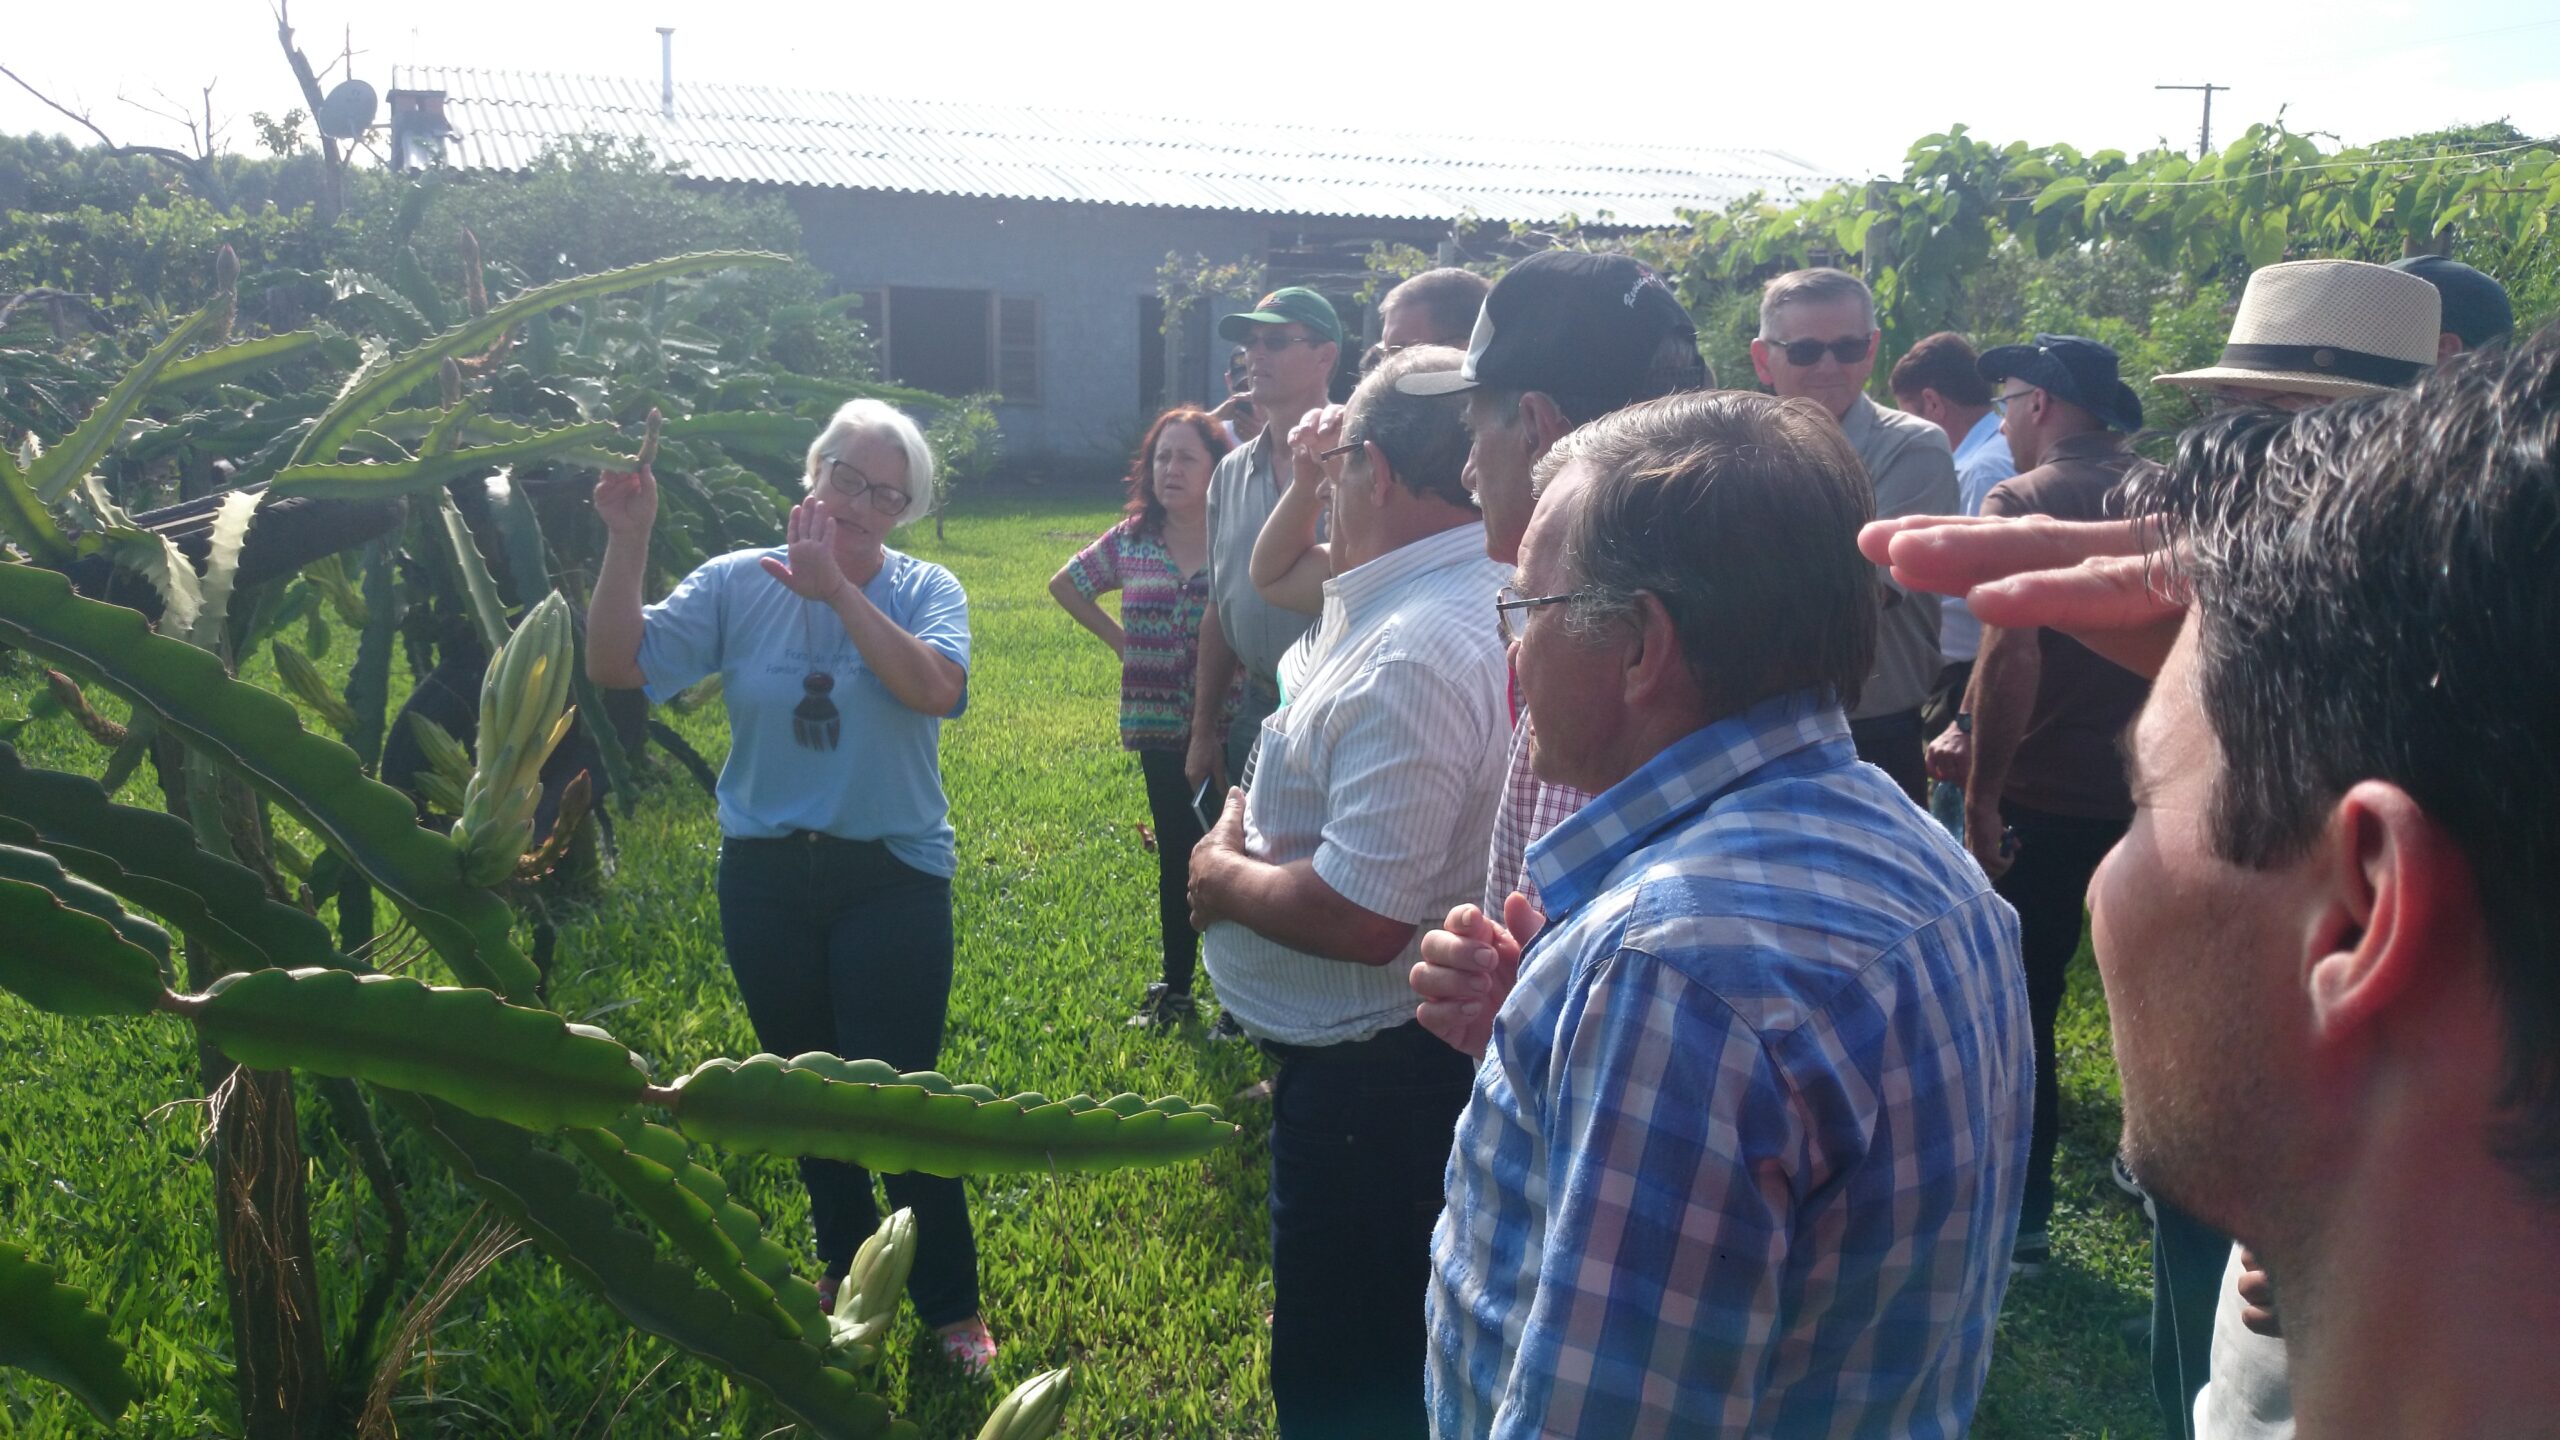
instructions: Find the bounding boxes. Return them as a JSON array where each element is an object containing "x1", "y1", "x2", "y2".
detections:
[
  {"x1": 1768, "y1": 336, "x2": 1873, "y2": 367},
  {"x1": 1237, "y1": 332, "x2": 1325, "y2": 355}
]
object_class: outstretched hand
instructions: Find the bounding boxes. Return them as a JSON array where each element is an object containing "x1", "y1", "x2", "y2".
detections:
[
  {"x1": 1859, "y1": 514, "x2": 2185, "y2": 678},
  {"x1": 760, "y1": 498, "x2": 852, "y2": 603},
  {"x1": 592, "y1": 465, "x2": 659, "y2": 539},
  {"x1": 1412, "y1": 892, "x2": 1544, "y2": 1060}
]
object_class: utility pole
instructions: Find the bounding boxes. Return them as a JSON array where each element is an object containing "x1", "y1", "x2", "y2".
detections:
[{"x1": 2157, "y1": 83, "x2": 2227, "y2": 159}]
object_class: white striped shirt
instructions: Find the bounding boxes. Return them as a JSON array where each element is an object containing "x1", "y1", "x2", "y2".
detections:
[{"x1": 1203, "y1": 522, "x2": 1512, "y2": 1045}]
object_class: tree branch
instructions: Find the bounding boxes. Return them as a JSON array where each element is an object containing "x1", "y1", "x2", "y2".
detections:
[{"x1": 0, "y1": 63, "x2": 223, "y2": 195}]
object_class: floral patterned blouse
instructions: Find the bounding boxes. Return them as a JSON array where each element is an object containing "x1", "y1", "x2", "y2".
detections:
[{"x1": 1062, "y1": 518, "x2": 1216, "y2": 753}]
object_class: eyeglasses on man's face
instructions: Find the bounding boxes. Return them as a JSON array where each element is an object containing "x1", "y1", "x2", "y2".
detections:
[
  {"x1": 1990, "y1": 387, "x2": 2039, "y2": 417},
  {"x1": 1238, "y1": 330, "x2": 1325, "y2": 355},
  {"x1": 1767, "y1": 336, "x2": 1874, "y2": 367},
  {"x1": 818, "y1": 455, "x2": 912, "y2": 515},
  {"x1": 1495, "y1": 583, "x2": 1573, "y2": 645}
]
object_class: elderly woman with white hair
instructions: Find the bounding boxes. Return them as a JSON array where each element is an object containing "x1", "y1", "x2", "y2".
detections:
[{"x1": 586, "y1": 397, "x2": 996, "y2": 1375}]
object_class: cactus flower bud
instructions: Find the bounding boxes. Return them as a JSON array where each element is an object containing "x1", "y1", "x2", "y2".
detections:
[
  {"x1": 976, "y1": 1368, "x2": 1073, "y2": 1440},
  {"x1": 450, "y1": 593, "x2": 577, "y2": 886},
  {"x1": 827, "y1": 1207, "x2": 916, "y2": 1353},
  {"x1": 271, "y1": 642, "x2": 357, "y2": 732}
]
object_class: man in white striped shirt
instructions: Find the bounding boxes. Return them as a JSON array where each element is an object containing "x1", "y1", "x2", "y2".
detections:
[{"x1": 1189, "y1": 344, "x2": 1513, "y2": 1439}]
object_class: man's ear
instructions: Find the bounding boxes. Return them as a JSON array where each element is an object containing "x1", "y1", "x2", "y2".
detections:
[
  {"x1": 2305, "y1": 780, "x2": 2476, "y2": 1042},
  {"x1": 1749, "y1": 337, "x2": 1777, "y2": 389},
  {"x1": 1518, "y1": 391, "x2": 1573, "y2": 455},
  {"x1": 1620, "y1": 592, "x2": 1693, "y2": 708}
]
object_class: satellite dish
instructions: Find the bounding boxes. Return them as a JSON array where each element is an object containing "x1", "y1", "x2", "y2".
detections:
[{"x1": 317, "y1": 79, "x2": 379, "y2": 140}]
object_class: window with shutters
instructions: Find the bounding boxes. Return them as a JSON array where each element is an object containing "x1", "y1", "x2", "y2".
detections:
[
  {"x1": 860, "y1": 288, "x2": 1036, "y2": 404},
  {"x1": 995, "y1": 295, "x2": 1041, "y2": 404}
]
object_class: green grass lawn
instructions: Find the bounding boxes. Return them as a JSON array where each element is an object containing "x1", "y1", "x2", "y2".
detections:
[{"x1": 0, "y1": 490, "x2": 2164, "y2": 1437}]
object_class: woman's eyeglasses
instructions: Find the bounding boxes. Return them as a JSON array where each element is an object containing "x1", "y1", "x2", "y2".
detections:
[
  {"x1": 818, "y1": 456, "x2": 911, "y2": 515},
  {"x1": 1767, "y1": 336, "x2": 1873, "y2": 367},
  {"x1": 1494, "y1": 584, "x2": 1573, "y2": 644}
]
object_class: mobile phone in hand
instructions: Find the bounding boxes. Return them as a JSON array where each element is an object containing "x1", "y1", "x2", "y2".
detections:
[{"x1": 1192, "y1": 775, "x2": 1223, "y2": 831}]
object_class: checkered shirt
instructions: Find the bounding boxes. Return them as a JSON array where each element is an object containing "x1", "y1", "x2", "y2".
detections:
[
  {"x1": 1428, "y1": 690, "x2": 2033, "y2": 1440},
  {"x1": 1482, "y1": 714, "x2": 1593, "y2": 914}
]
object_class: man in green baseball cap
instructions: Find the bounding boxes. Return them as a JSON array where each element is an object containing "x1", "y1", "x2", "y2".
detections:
[
  {"x1": 1187, "y1": 286, "x2": 1345, "y2": 813},
  {"x1": 1217, "y1": 285, "x2": 1346, "y2": 346}
]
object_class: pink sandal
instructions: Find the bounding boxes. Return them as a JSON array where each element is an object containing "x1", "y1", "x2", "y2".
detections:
[{"x1": 935, "y1": 1315, "x2": 998, "y2": 1379}]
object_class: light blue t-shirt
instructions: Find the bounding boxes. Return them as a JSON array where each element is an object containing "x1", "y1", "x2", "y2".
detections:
[
  {"x1": 637, "y1": 546, "x2": 970, "y2": 877},
  {"x1": 1940, "y1": 409, "x2": 2019, "y2": 664}
]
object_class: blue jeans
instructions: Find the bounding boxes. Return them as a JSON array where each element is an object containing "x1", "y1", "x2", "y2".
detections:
[
  {"x1": 716, "y1": 834, "x2": 980, "y2": 1327},
  {"x1": 1264, "y1": 1021, "x2": 1475, "y2": 1439}
]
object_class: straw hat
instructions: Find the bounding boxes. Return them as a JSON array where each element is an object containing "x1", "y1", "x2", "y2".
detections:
[{"x1": 2157, "y1": 259, "x2": 2442, "y2": 399}]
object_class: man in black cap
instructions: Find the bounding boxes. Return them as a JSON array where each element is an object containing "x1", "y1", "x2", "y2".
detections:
[
  {"x1": 1930, "y1": 334, "x2": 2156, "y2": 1280},
  {"x1": 1395, "y1": 251, "x2": 1711, "y2": 1058},
  {"x1": 2389, "y1": 254, "x2": 2515, "y2": 361}
]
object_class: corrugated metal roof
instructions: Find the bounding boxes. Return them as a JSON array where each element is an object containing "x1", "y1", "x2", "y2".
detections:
[{"x1": 393, "y1": 66, "x2": 1844, "y2": 226}]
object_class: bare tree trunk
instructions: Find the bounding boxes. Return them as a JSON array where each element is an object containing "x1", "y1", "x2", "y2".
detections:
[{"x1": 161, "y1": 739, "x2": 334, "y2": 1438}]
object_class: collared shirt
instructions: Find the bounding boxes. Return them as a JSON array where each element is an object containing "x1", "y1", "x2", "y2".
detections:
[
  {"x1": 1061, "y1": 517, "x2": 1212, "y2": 752},
  {"x1": 637, "y1": 547, "x2": 969, "y2": 876},
  {"x1": 1839, "y1": 394, "x2": 1960, "y2": 717},
  {"x1": 1204, "y1": 431, "x2": 1318, "y2": 687},
  {"x1": 1203, "y1": 523, "x2": 1512, "y2": 1046},
  {"x1": 1938, "y1": 409, "x2": 2019, "y2": 663},
  {"x1": 1482, "y1": 716, "x2": 1590, "y2": 913},
  {"x1": 1429, "y1": 690, "x2": 2033, "y2": 1440},
  {"x1": 1979, "y1": 429, "x2": 2158, "y2": 819}
]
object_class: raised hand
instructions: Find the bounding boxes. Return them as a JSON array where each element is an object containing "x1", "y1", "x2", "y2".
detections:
[
  {"x1": 592, "y1": 465, "x2": 659, "y2": 540},
  {"x1": 1285, "y1": 403, "x2": 1349, "y2": 492},
  {"x1": 760, "y1": 497, "x2": 851, "y2": 603},
  {"x1": 1412, "y1": 892, "x2": 1545, "y2": 1060}
]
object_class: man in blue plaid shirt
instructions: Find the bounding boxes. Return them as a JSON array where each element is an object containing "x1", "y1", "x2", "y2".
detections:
[{"x1": 1417, "y1": 391, "x2": 2033, "y2": 1438}]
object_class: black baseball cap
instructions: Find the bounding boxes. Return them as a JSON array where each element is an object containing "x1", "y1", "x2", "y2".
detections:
[
  {"x1": 1395, "y1": 251, "x2": 1698, "y2": 400},
  {"x1": 1978, "y1": 334, "x2": 2144, "y2": 433},
  {"x1": 2388, "y1": 255, "x2": 2513, "y2": 349}
]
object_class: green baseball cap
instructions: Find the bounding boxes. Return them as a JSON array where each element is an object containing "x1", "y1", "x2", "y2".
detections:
[{"x1": 1217, "y1": 286, "x2": 1344, "y2": 346}]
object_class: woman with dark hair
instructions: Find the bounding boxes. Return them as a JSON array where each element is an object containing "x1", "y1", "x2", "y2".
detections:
[{"x1": 1048, "y1": 408, "x2": 1232, "y2": 1028}]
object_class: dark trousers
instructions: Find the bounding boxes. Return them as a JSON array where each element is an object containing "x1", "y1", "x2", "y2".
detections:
[
  {"x1": 2149, "y1": 1195, "x2": 2232, "y2": 1439},
  {"x1": 1992, "y1": 802, "x2": 2130, "y2": 1240},
  {"x1": 1849, "y1": 706, "x2": 1928, "y2": 803},
  {"x1": 716, "y1": 835, "x2": 980, "y2": 1327},
  {"x1": 1137, "y1": 748, "x2": 1206, "y2": 992},
  {"x1": 1265, "y1": 1021, "x2": 1475, "y2": 1439}
]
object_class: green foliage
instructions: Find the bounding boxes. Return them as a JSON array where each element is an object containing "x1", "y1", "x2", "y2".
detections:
[
  {"x1": 189, "y1": 967, "x2": 649, "y2": 1129},
  {"x1": 1665, "y1": 120, "x2": 2560, "y2": 376},
  {"x1": 0, "y1": 561, "x2": 539, "y2": 998},
  {"x1": 926, "y1": 393, "x2": 1002, "y2": 538},
  {"x1": 0, "y1": 842, "x2": 170, "y2": 1016},
  {"x1": 0, "y1": 1239, "x2": 139, "y2": 1422},
  {"x1": 0, "y1": 739, "x2": 339, "y2": 974},
  {"x1": 671, "y1": 1053, "x2": 1236, "y2": 1176}
]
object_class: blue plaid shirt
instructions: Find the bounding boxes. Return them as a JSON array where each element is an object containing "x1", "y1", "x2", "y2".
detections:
[{"x1": 1427, "y1": 691, "x2": 2032, "y2": 1439}]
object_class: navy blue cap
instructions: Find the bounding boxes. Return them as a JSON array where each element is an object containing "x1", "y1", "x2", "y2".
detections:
[
  {"x1": 1978, "y1": 334, "x2": 2144, "y2": 433},
  {"x1": 2388, "y1": 256, "x2": 2513, "y2": 350}
]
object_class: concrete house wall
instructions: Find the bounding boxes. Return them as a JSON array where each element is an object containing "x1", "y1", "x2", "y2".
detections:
[{"x1": 789, "y1": 189, "x2": 1439, "y2": 475}]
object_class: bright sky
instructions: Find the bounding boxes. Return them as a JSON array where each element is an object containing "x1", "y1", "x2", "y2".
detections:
[{"x1": 4, "y1": 0, "x2": 2555, "y2": 182}]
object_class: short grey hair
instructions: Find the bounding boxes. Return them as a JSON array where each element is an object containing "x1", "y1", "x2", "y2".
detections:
[
  {"x1": 1346, "y1": 345, "x2": 1473, "y2": 507},
  {"x1": 1759, "y1": 268, "x2": 1876, "y2": 339},
  {"x1": 805, "y1": 398, "x2": 936, "y2": 529}
]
